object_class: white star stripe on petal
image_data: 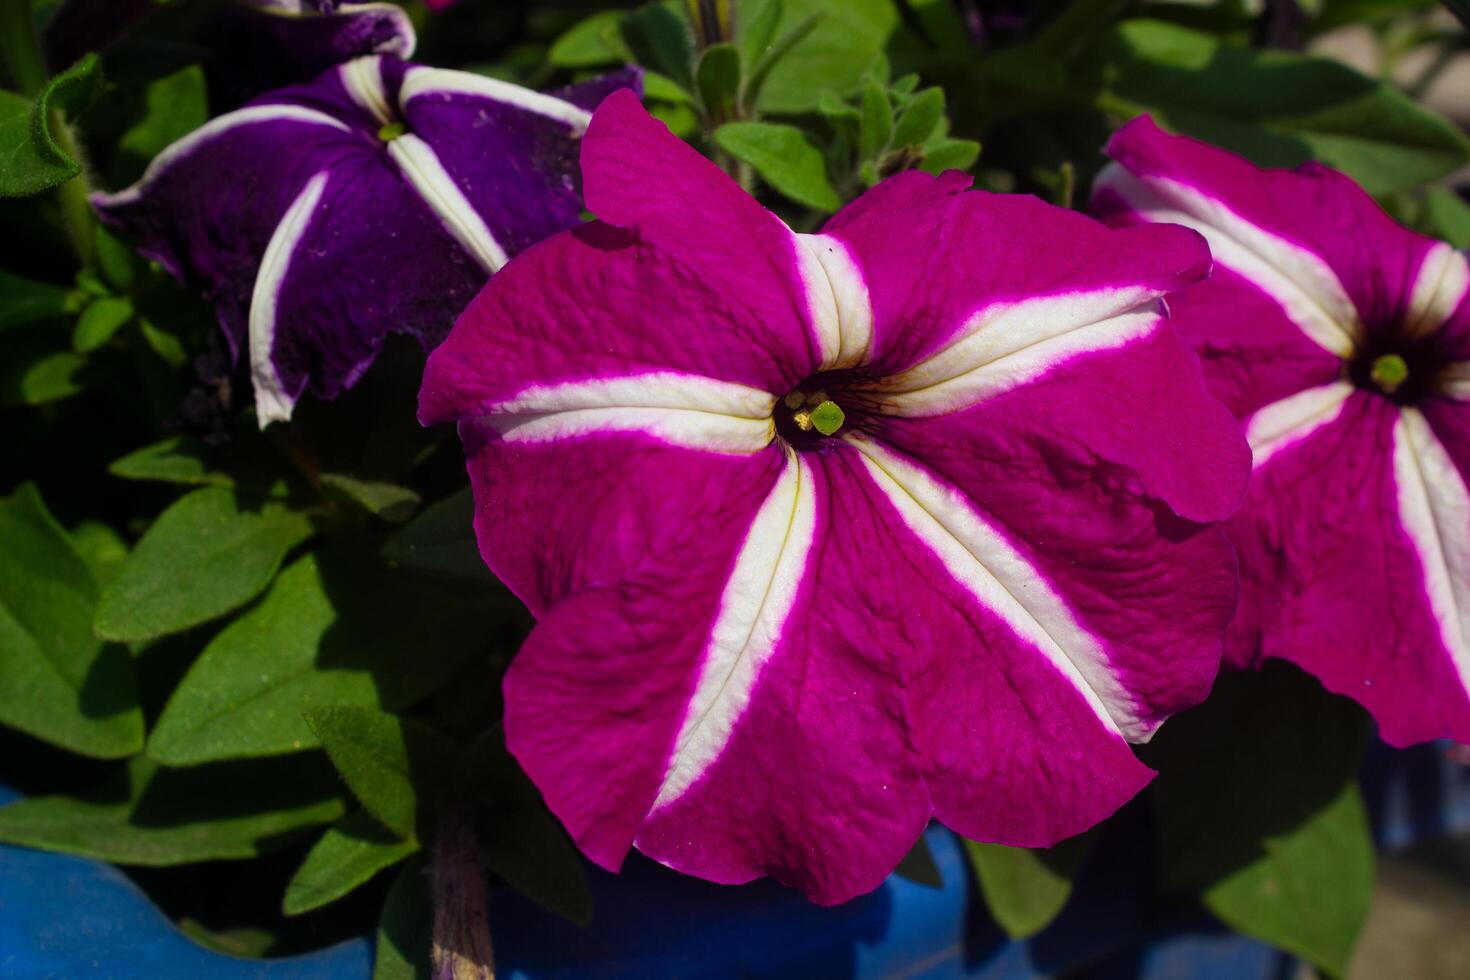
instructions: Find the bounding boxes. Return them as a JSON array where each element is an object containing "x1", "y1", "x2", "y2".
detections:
[
  {"x1": 93, "y1": 106, "x2": 351, "y2": 208},
  {"x1": 1406, "y1": 242, "x2": 1470, "y2": 338},
  {"x1": 1439, "y1": 363, "x2": 1470, "y2": 401},
  {"x1": 1095, "y1": 163, "x2": 1361, "y2": 359},
  {"x1": 1393, "y1": 408, "x2": 1470, "y2": 699},
  {"x1": 652, "y1": 447, "x2": 817, "y2": 808},
  {"x1": 867, "y1": 290, "x2": 1164, "y2": 417},
  {"x1": 850, "y1": 436, "x2": 1147, "y2": 740},
  {"x1": 248, "y1": 171, "x2": 331, "y2": 427},
  {"x1": 478, "y1": 372, "x2": 777, "y2": 454},
  {"x1": 398, "y1": 66, "x2": 593, "y2": 134},
  {"x1": 795, "y1": 233, "x2": 873, "y2": 370},
  {"x1": 1244, "y1": 381, "x2": 1355, "y2": 468},
  {"x1": 339, "y1": 56, "x2": 393, "y2": 126},
  {"x1": 387, "y1": 133, "x2": 509, "y2": 274}
]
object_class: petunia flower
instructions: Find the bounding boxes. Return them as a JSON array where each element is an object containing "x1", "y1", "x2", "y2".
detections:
[
  {"x1": 419, "y1": 91, "x2": 1250, "y2": 904},
  {"x1": 1093, "y1": 117, "x2": 1470, "y2": 747},
  {"x1": 227, "y1": 2, "x2": 418, "y2": 77},
  {"x1": 93, "y1": 56, "x2": 637, "y2": 425}
]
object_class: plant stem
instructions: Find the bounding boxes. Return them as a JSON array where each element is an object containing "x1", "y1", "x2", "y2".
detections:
[
  {"x1": 0, "y1": 0, "x2": 47, "y2": 96},
  {"x1": 0, "y1": 0, "x2": 96, "y2": 269}
]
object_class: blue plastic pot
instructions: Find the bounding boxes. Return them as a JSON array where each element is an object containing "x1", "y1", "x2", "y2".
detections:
[{"x1": 3, "y1": 741, "x2": 1467, "y2": 979}]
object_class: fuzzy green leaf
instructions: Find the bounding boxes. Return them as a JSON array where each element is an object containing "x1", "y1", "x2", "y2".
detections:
[
  {"x1": 0, "y1": 346, "x2": 89, "y2": 405},
  {"x1": 109, "y1": 436, "x2": 238, "y2": 489},
  {"x1": 0, "y1": 484, "x2": 142, "y2": 757},
  {"x1": 0, "y1": 54, "x2": 102, "y2": 197},
  {"x1": 305, "y1": 706, "x2": 456, "y2": 839},
  {"x1": 283, "y1": 810, "x2": 420, "y2": 916},
  {"x1": 94, "y1": 487, "x2": 314, "y2": 642},
  {"x1": 147, "y1": 550, "x2": 496, "y2": 766},
  {"x1": 1426, "y1": 187, "x2": 1470, "y2": 249},
  {"x1": 859, "y1": 80, "x2": 893, "y2": 161},
  {"x1": 713, "y1": 121, "x2": 841, "y2": 211},
  {"x1": 0, "y1": 756, "x2": 345, "y2": 865},
  {"x1": 892, "y1": 87, "x2": 944, "y2": 149},
  {"x1": 112, "y1": 65, "x2": 206, "y2": 186},
  {"x1": 747, "y1": 0, "x2": 895, "y2": 114},
  {"x1": 0, "y1": 268, "x2": 75, "y2": 329},
  {"x1": 696, "y1": 42, "x2": 741, "y2": 122},
  {"x1": 920, "y1": 138, "x2": 980, "y2": 174},
  {"x1": 321, "y1": 473, "x2": 421, "y2": 524},
  {"x1": 382, "y1": 488, "x2": 499, "y2": 585}
]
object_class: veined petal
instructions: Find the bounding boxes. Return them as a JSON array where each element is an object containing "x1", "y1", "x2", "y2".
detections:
[
  {"x1": 474, "y1": 372, "x2": 776, "y2": 454},
  {"x1": 399, "y1": 65, "x2": 593, "y2": 133},
  {"x1": 1394, "y1": 408, "x2": 1470, "y2": 704},
  {"x1": 1245, "y1": 381, "x2": 1355, "y2": 468},
  {"x1": 338, "y1": 54, "x2": 394, "y2": 125},
  {"x1": 248, "y1": 171, "x2": 331, "y2": 425},
  {"x1": 1226, "y1": 394, "x2": 1470, "y2": 745},
  {"x1": 1440, "y1": 362, "x2": 1470, "y2": 401},
  {"x1": 387, "y1": 133, "x2": 509, "y2": 273},
  {"x1": 794, "y1": 233, "x2": 873, "y2": 371},
  {"x1": 653, "y1": 448, "x2": 817, "y2": 808},
  {"x1": 821, "y1": 170, "x2": 1211, "y2": 377},
  {"x1": 1405, "y1": 243, "x2": 1470, "y2": 339},
  {"x1": 869, "y1": 292, "x2": 1165, "y2": 417},
  {"x1": 848, "y1": 436, "x2": 1139, "y2": 737},
  {"x1": 1094, "y1": 162, "x2": 1359, "y2": 358}
]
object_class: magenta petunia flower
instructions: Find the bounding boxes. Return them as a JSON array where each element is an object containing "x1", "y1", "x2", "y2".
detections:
[
  {"x1": 420, "y1": 91, "x2": 1251, "y2": 903},
  {"x1": 93, "y1": 55, "x2": 636, "y2": 425},
  {"x1": 1094, "y1": 117, "x2": 1470, "y2": 747}
]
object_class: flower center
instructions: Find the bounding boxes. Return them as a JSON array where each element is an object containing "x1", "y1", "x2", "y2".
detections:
[
  {"x1": 1347, "y1": 327, "x2": 1449, "y2": 405},
  {"x1": 377, "y1": 121, "x2": 407, "y2": 143},
  {"x1": 776, "y1": 387, "x2": 851, "y2": 447}
]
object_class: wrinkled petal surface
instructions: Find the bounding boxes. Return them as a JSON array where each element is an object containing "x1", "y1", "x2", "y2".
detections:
[
  {"x1": 427, "y1": 98, "x2": 1246, "y2": 903},
  {"x1": 95, "y1": 56, "x2": 634, "y2": 423}
]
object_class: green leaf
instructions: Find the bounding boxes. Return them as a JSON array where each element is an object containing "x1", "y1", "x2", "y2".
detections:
[
  {"x1": 321, "y1": 473, "x2": 421, "y2": 524},
  {"x1": 94, "y1": 226, "x2": 137, "y2": 291},
  {"x1": 0, "y1": 54, "x2": 103, "y2": 197},
  {"x1": 739, "y1": 0, "x2": 784, "y2": 73},
  {"x1": 892, "y1": 87, "x2": 944, "y2": 149},
  {"x1": 147, "y1": 550, "x2": 498, "y2": 766},
  {"x1": 0, "y1": 346, "x2": 88, "y2": 405},
  {"x1": 1092, "y1": 19, "x2": 1470, "y2": 195},
  {"x1": 963, "y1": 832, "x2": 1094, "y2": 940},
  {"x1": 94, "y1": 487, "x2": 314, "y2": 642},
  {"x1": 1205, "y1": 781, "x2": 1373, "y2": 976},
  {"x1": 382, "y1": 488, "x2": 498, "y2": 585},
  {"x1": 71, "y1": 296, "x2": 133, "y2": 353},
  {"x1": 622, "y1": 3, "x2": 695, "y2": 87},
  {"x1": 305, "y1": 706, "x2": 456, "y2": 839},
  {"x1": 456, "y1": 726, "x2": 593, "y2": 925},
  {"x1": 741, "y1": 8, "x2": 820, "y2": 112},
  {"x1": 109, "y1": 436, "x2": 238, "y2": 489},
  {"x1": 0, "y1": 268, "x2": 75, "y2": 329},
  {"x1": 374, "y1": 858, "x2": 431, "y2": 980},
  {"x1": 67, "y1": 520, "x2": 128, "y2": 589},
  {"x1": 1145, "y1": 663, "x2": 1372, "y2": 974},
  {"x1": 138, "y1": 315, "x2": 187, "y2": 367},
  {"x1": 750, "y1": 0, "x2": 896, "y2": 114},
  {"x1": 919, "y1": 138, "x2": 980, "y2": 174},
  {"x1": 112, "y1": 65, "x2": 206, "y2": 186},
  {"x1": 283, "y1": 810, "x2": 420, "y2": 916},
  {"x1": 859, "y1": 80, "x2": 892, "y2": 161},
  {"x1": 0, "y1": 484, "x2": 142, "y2": 757},
  {"x1": 0, "y1": 755, "x2": 345, "y2": 865},
  {"x1": 695, "y1": 42, "x2": 741, "y2": 122},
  {"x1": 713, "y1": 121, "x2": 840, "y2": 211},
  {"x1": 547, "y1": 10, "x2": 627, "y2": 68},
  {"x1": 1426, "y1": 188, "x2": 1470, "y2": 249}
]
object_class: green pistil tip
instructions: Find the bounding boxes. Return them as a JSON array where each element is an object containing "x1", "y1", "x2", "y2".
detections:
[
  {"x1": 1371, "y1": 353, "x2": 1409, "y2": 394},
  {"x1": 377, "y1": 121, "x2": 407, "y2": 143},
  {"x1": 810, "y1": 400, "x2": 845, "y2": 436}
]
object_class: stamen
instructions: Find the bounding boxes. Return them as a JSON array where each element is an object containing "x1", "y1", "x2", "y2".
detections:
[
  {"x1": 1371, "y1": 353, "x2": 1409, "y2": 395},
  {"x1": 792, "y1": 410, "x2": 813, "y2": 431},
  {"x1": 378, "y1": 121, "x2": 407, "y2": 142}
]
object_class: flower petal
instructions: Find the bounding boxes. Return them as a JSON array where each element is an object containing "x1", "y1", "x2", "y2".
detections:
[
  {"x1": 876, "y1": 346, "x2": 1241, "y2": 735},
  {"x1": 419, "y1": 221, "x2": 810, "y2": 425},
  {"x1": 1095, "y1": 116, "x2": 1447, "y2": 360},
  {"x1": 578, "y1": 90, "x2": 825, "y2": 372},
  {"x1": 821, "y1": 170, "x2": 1212, "y2": 378},
  {"x1": 1227, "y1": 393, "x2": 1470, "y2": 745}
]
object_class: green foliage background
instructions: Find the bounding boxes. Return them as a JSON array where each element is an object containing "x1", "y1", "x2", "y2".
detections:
[{"x1": 1, "y1": 0, "x2": 1468, "y2": 975}]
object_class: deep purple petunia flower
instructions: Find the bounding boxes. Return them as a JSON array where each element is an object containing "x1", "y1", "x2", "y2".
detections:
[
  {"x1": 420, "y1": 91, "x2": 1251, "y2": 904},
  {"x1": 93, "y1": 56, "x2": 637, "y2": 425},
  {"x1": 1094, "y1": 117, "x2": 1470, "y2": 748}
]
